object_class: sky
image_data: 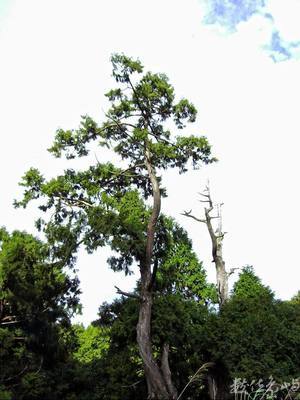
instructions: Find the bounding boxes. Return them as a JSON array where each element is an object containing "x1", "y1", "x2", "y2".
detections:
[{"x1": 1, "y1": 0, "x2": 300, "y2": 325}]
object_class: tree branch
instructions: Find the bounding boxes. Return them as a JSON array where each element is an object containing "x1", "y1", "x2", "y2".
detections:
[
  {"x1": 181, "y1": 210, "x2": 206, "y2": 223},
  {"x1": 227, "y1": 267, "x2": 241, "y2": 277},
  {"x1": 0, "y1": 320, "x2": 21, "y2": 326},
  {"x1": 115, "y1": 286, "x2": 141, "y2": 300},
  {"x1": 57, "y1": 196, "x2": 93, "y2": 209}
]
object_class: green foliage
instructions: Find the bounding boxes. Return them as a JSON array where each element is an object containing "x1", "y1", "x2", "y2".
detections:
[
  {"x1": 0, "y1": 228, "x2": 80, "y2": 399},
  {"x1": 232, "y1": 265, "x2": 274, "y2": 300},
  {"x1": 88, "y1": 238, "x2": 216, "y2": 399},
  {"x1": 72, "y1": 324, "x2": 109, "y2": 364},
  {"x1": 291, "y1": 290, "x2": 300, "y2": 305},
  {"x1": 15, "y1": 54, "x2": 215, "y2": 278},
  {"x1": 205, "y1": 268, "x2": 300, "y2": 385},
  {"x1": 157, "y1": 239, "x2": 217, "y2": 303},
  {"x1": 92, "y1": 294, "x2": 211, "y2": 399}
]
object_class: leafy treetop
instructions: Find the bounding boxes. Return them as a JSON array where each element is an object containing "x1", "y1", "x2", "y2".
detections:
[{"x1": 15, "y1": 54, "x2": 216, "y2": 276}]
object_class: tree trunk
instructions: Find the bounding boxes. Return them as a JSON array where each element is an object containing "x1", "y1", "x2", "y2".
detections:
[
  {"x1": 137, "y1": 290, "x2": 170, "y2": 399},
  {"x1": 204, "y1": 206, "x2": 229, "y2": 308},
  {"x1": 161, "y1": 343, "x2": 178, "y2": 399},
  {"x1": 207, "y1": 366, "x2": 229, "y2": 400},
  {"x1": 136, "y1": 146, "x2": 177, "y2": 399},
  {"x1": 182, "y1": 187, "x2": 229, "y2": 308}
]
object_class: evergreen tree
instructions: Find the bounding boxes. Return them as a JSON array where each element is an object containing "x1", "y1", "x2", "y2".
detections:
[
  {"x1": 0, "y1": 228, "x2": 80, "y2": 399},
  {"x1": 15, "y1": 54, "x2": 215, "y2": 399}
]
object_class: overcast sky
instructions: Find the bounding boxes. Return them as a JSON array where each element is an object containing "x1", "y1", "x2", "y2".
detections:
[{"x1": 1, "y1": 0, "x2": 300, "y2": 325}]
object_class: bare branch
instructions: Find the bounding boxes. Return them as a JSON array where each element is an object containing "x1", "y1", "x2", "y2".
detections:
[
  {"x1": 0, "y1": 319, "x2": 21, "y2": 326},
  {"x1": 181, "y1": 210, "x2": 206, "y2": 223},
  {"x1": 59, "y1": 197, "x2": 93, "y2": 209},
  {"x1": 227, "y1": 267, "x2": 241, "y2": 277},
  {"x1": 1, "y1": 315, "x2": 17, "y2": 322},
  {"x1": 215, "y1": 233, "x2": 227, "y2": 239},
  {"x1": 115, "y1": 286, "x2": 141, "y2": 300},
  {"x1": 0, "y1": 315, "x2": 21, "y2": 325},
  {"x1": 121, "y1": 380, "x2": 143, "y2": 389},
  {"x1": 198, "y1": 192, "x2": 210, "y2": 198}
]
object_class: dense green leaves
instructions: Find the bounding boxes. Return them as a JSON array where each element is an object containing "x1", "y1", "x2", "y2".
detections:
[
  {"x1": 72, "y1": 324, "x2": 109, "y2": 364},
  {"x1": 0, "y1": 228, "x2": 80, "y2": 399},
  {"x1": 205, "y1": 268, "x2": 300, "y2": 386},
  {"x1": 231, "y1": 265, "x2": 274, "y2": 300}
]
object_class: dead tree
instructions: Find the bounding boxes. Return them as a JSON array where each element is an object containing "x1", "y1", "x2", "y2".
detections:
[
  {"x1": 182, "y1": 185, "x2": 231, "y2": 308},
  {"x1": 182, "y1": 185, "x2": 242, "y2": 400}
]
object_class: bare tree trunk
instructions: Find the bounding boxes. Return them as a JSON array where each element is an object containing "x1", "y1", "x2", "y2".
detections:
[
  {"x1": 203, "y1": 204, "x2": 229, "y2": 308},
  {"x1": 136, "y1": 146, "x2": 177, "y2": 399},
  {"x1": 182, "y1": 187, "x2": 231, "y2": 399},
  {"x1": 182, "y1": 186, "x2": 229, "y2": 308}
]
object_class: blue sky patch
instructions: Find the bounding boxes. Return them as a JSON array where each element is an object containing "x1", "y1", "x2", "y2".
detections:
[
  {"x1": 268, "y1": 31, "x2": 300, "y2": 62},
  {"x1": 203, "y1": 0, "x2": 266, "y2": 30},
  {"x1": 202, "y1": 0, "x2": 300, "y2": 63}
]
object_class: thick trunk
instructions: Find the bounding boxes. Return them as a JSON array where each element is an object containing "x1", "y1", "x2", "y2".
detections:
[
  {"x1": 137, "y1": 291, "x2": 170, "y2": 399},
  {"x1": 135, "y1": 145, "x2": 177, "y2": 399}
]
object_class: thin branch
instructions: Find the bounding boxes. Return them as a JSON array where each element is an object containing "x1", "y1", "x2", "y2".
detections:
[
  {"x1": 32, "y1": 356, "x2": 44, "y2": 376},
  {"x1": 104, "y1": 112, "x2": 137, "y2": 135},
  {"x1": 115, "y1": 286, "x2": 141, "y2": 300},
  {"x1": 227, "y1": 267, "x2": 241, "y2": 277},
  {"x1": 181, "y1": 210, "x2": 206, "y2": 223},
  {"x1": 52, "y1": 238, "x2": 85, "y2": 268},
  {"x1": 121, "y1": 379, "x2": 143, "y2": 389},
  {"x1": 0, "y1": 320, "x2": 21, "y2": 326},
  {"x1": 2, "y1": 365, "x2": 28, "y2": 382},
  {"x1": 199, "y1": 200, "x2": 211, "y2": 203},
  {"x1": 198, "y1": 192, "x2": 210, "y2": 198},
  {"x1": 1, "y1": 315, "x2": 17, "y2": 322},
  {"x1": 58, "y1": 196, "x2": 93, "y2": 209}
]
